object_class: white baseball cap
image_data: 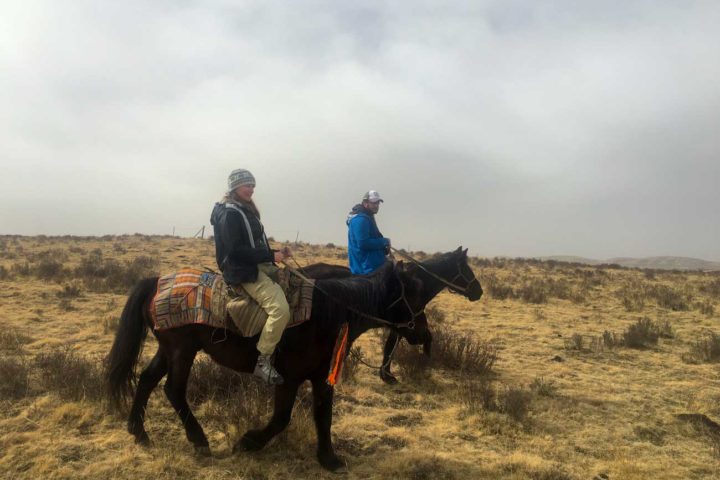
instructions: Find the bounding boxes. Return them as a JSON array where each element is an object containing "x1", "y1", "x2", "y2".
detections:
[{"x1": 362, "y1": 190, "x2": 384, "y2": 203}]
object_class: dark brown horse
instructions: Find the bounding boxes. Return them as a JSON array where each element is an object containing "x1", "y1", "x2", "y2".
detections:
[
  {"x1": 304, "y1": 247, "x2": 483, "y2": 384},
  {"x1": 105, "y1": 260, "x2": 427, "y2": 471}
]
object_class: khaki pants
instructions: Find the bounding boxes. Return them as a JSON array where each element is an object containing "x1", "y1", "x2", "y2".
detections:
[{"x1": 241, "y1": 263, "x2": 290, "y2": 355}]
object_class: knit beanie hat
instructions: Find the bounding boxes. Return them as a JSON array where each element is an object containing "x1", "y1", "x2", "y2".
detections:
[{"x1": 227, "y1": 169, "x2": 256, "y2": 191}]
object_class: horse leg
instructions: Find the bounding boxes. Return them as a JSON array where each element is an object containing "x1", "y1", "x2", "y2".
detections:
[
  {"x1": 128, "y1": 350, "x2": 168, "y2": 446},
  {"x1": 379, "y1": 332, "x2": 400, "y2": 385},
  {"x1": 310, "y1": 377, "x2": 344, "y2": 471},
  {"x1": 235, "y1": 380, "x2": 300, "y2": 453},
  {"x1": 163, "y1": 349, "x2": 211, "y2": 456},
  {"x1": 422, "y1": 329, "x2": 433, "y2": 357}
]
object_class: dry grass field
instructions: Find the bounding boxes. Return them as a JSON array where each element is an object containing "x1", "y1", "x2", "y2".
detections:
[{"x1": 1, "y1": 235, "x2": 719, "y2": 480}]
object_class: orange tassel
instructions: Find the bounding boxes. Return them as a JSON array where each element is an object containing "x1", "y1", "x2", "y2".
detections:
[{"x1": 327, "y1": 323, "x2": 349, "y2": 386}]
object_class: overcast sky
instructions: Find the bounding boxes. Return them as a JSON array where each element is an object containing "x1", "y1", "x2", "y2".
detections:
[{"x1": 1, "y1": 1, "x2": 718, "y2": 260}]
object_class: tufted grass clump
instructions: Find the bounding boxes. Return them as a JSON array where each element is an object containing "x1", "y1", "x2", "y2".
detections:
[
  {"x1": 685, "y1": 331, "x2": 720, "y2": 363},
  {"x1": 0, "y1": 356, "x2": 31, "y2": 399},
  {"x1": 35, "y1": 347, "x2": 104, "y2": 401},
  {"x1": 622, "y1": 317, "x2": 661, "y2": 348},
  {"x1": 0, "y1": 328, "x2": 32, "y2": 354},
  {"x1": 530, "y1": 376, "x2": 558, "y2": 397},
  {"x1": 430, "y1": 324, "x2": 497, "y2": 376},
  {"x1": 75, "y1": 250, "x2": 158, "y2": 293},
  {"x1": 188, "y1": 357, "x2": 273, "y2": 434}
]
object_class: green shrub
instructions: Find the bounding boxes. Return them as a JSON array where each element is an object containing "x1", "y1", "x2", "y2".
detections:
[
  {"x1": 622, "y1": 317, "x2": 660, "y2": 348},
  {"x1": 650, "y1": 284, "x2": 691, "y2": 311},
  {"x1": 35, "y1": 258, "x2": 65, "y2": 280}
]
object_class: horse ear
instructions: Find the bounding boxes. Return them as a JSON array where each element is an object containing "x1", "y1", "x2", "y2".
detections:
[
  {"x1": 455, "y1": 246, "x2": 462, "y2": 253},
  {"x1": 462, "y1": 248, "x2": 468, "y2": 257}
]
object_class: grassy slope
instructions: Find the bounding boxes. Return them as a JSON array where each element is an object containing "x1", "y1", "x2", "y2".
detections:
[{"x1": 1, "y1": 236, "x2": 719, "y2": 480}]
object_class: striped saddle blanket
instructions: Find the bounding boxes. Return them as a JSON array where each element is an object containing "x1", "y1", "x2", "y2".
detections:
[{"x1": 150, "y1": 268, "x2": 315, "y2": 337}]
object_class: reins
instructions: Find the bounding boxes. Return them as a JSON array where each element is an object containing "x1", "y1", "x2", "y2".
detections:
[{"x1": 390, "y1": 247, "x2": 478, "y2": 295}]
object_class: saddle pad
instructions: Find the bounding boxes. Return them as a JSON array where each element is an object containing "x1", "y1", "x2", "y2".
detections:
[
  {"x1": 150, "y1": 269, "x2": 226, "y2": 331},
  {"x1": 151, "y1": 267, "x2": 315, "y2": 336},
  {"x1": 213, "y1": 268, "x2": 315, "y2": 337}
]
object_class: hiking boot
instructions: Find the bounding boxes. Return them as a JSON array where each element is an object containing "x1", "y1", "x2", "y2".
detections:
[{"x1": 254, "y1": 354, "x2": 284, "y2": 385}]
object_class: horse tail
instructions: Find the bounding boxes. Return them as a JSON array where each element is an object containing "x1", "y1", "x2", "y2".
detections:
[{"x1": 105, "y1": 276, "x2": 158, "y2": 411}]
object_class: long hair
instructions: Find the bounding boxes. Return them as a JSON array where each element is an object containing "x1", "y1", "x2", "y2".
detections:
[{"x1": 221, "y1": 192, "x2": 261, "y2": 218}]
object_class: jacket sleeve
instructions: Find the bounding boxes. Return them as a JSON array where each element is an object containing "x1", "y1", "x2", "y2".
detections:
[
  {"x1": 351, "y1": 216, "x2": 389, "y2": 251},
  {"x1": 221, "y1": 210, "x2": 273, "y2": 266}
]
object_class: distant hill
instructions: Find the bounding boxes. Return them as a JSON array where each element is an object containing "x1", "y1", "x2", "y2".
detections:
[{"x1": 539, "y1": 255, "x2": 720, "y2": 271}]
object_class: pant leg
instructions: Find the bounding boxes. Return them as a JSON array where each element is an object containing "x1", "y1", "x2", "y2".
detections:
[{"x1": 241, "y1": 268, "x2": 290, "y2": 355}]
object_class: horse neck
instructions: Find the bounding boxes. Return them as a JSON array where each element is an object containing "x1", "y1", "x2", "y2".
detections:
[
  {"x1": 419, "y1": 255, "x2": 459, "y2": 303},
  {"x1": 314, "y1": 275, "x2": 389, "y2": 336}
]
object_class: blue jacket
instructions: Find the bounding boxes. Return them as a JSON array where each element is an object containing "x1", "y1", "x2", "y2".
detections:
[{"x1": 346, "y1": 204, "x2": 390, "y2": 274}]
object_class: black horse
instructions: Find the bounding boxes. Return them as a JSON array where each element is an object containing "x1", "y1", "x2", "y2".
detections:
[
  {"x1": 105, "y1": 260, "x2": 427, "y2": 471},
  {"x1": 303, "y1": 247, "x2": 482, "y2": 384}
]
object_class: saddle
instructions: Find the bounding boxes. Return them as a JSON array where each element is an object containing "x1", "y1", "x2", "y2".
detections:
[{"x1": 150, "y1": 268, "x2": 314, "y2": 336}]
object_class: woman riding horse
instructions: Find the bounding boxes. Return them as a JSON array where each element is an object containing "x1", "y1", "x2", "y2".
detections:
[
  {"x1": 105, "y1": 260, "x2": 427, "y2": 471},
  {"x1": 210, "y1": 168, "x2": 291, "y2": 385}
]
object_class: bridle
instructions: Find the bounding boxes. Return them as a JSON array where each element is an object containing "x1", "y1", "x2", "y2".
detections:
[{"x1": 390, "y1": 247, "x2": 480, "y2": 297}]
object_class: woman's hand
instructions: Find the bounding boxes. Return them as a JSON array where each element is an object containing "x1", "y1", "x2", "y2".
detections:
[{"x1": 274, "y1": 247, "x2": 292, "y2": 264}]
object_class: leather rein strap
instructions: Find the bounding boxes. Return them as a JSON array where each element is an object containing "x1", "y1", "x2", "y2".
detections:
[{"x1": 390, "y1": 247, "x2": 476, "y2": 295}]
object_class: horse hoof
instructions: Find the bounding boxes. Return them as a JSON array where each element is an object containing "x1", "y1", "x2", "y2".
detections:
[
  {"x1": 195, "y1": 445, "x2": 212, "y2": 457},
  {"x1": 234, "y1": 430, "x2": 264, "y2": 453},
  {"x1": 379, "y1": 369, "x2": 398, "y2": 385},
  {"x1": 318, "y1": 452, "x2": 346, "y2": 472}
]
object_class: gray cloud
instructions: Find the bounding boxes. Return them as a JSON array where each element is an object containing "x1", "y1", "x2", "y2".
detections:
[{"x1": 1, "y1": 0, "x2": 718, "y2": 260}]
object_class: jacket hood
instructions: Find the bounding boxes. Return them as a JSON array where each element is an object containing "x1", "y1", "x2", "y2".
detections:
[{"x1": 346, "y1": 203, "x2": 372, "y2": 225}]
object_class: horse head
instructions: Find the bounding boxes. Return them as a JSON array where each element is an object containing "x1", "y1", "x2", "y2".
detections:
[
  {"x1": 398, "y1": 247, "x2": 483, "y2": 302},
  {"x1": 452, "y1": 246, "x2": 483, "y2": 301}
]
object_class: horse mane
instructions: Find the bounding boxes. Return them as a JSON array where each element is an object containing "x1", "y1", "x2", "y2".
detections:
[
  {"x1": 422, "y1": 250, "x2": 461, "y2": 271},
  {"x1": 313, "y1": 261, "x2": 395, "y2": 328}
]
